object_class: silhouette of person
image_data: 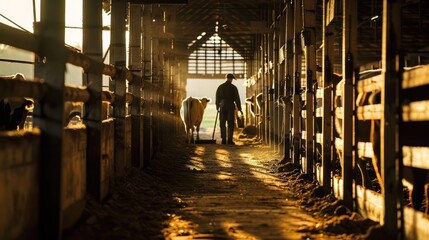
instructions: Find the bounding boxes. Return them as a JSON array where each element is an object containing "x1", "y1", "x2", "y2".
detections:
[{"x1": 215, "y1": 73, "x2": 243, "y2": 144}]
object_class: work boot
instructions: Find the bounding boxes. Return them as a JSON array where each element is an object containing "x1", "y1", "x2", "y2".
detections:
[
  {"x1": 227, "y1": 127, "x2": 234, "y2": 143},
  {"x1": 227, "y1": 140, "x2": 235, "y2": 145},
  {"x1": 221, "y1": 138, "x2": 226, "y2": 144}
]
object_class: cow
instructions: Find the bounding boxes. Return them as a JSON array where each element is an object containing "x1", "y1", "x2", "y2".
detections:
[
  {"x1": 245, "y1": 92, "x2": 263, "y2": 118},
  {"x1": 367, "y1": 88, "x2": 429, "y2": 214},
  {"x1": 334, "y1": 76, "x2": 374, "y2": 190},
  {"x1": 180, "y1": 96, "x2": 211, "y2": 143},
  {"x1": 0, "y1": 73, "x2": 34, "y2": 131}
]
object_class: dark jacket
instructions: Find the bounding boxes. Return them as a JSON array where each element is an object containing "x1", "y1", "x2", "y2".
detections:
[{"x1": 215, "y1": 81, "x2": 241, "y2": 111}]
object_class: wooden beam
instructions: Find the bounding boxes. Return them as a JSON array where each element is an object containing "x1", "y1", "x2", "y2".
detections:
[
  {"x1": 292, "y1": 0, "x2": 303, "y2": 165},
  {"x1": 381, "y1": 0, "x2": 402, "y2": 237},
  {"x1": 83, "y1": 0, "x2": 104, "y2": 202},
  {"x1": 34, "y1": 0, "x2": 66, "y2": 238},
  {"x1": 110, "y1": 0, "x2": 128, "y2": 182},
  {"x1": 143, "y1": 4, "x2": 153, "y2": 166},
  {"x1": 129, "y1": 3, "x2": 144, "y2": 168},
  {"x1": 303, "y1": 0, "x2": 317, "y2": 177},
  {"x1": 341, "y1": 0, "x2": 357, "y2": 210},
  {"x1": 284, "y1": 3, "x2": 294, "y2": 162}
]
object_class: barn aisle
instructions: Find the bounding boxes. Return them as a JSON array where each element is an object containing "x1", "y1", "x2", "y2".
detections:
[{"x1": 64, "y1": 131, "x2": 380, "y2": 240}]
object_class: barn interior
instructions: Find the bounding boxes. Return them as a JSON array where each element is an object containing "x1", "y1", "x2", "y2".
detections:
[{"x1": 1, "y1": 0, "x2": 429, "y2": 239}]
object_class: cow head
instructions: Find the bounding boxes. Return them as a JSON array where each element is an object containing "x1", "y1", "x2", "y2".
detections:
[
  {"x1": 199, "y1": 97, "x2": 211, "y2": 109},
  {"x1": 0, "y1": 98, "x2": 34, "y2": 130}
]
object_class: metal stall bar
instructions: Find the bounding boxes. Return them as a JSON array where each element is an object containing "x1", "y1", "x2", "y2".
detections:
[
  {"x1": 33, "y1": 0, "x2": 66, "y2": 238},
  {"x1": 302, "y1": 0, "x2": 317, "y2": 177},
  {"x1": 342, "y1": 0, "x2": 357, "y2": 210},
  {"x1": 129, "y1": 3, "x2": 144, "y2": 168},
  {"x1": 110, "y1": 0, "x2": 128, "y2": 179},
  {"x1": 381, "y1": 0, "x2": 402, "y2": 238},
  {"x1": 83, "y1": 0, "x2": 104, "y2": 203}
]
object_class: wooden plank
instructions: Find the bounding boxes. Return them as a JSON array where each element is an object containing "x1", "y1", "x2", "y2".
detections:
[
  {"x1": 356, "y1": 74, "x2": 383, "y2": 93},
  {"x1": 332, "y1": 176, "x2": 343, "y2": 199},
  {"x1": 316, "y1": 88, "x2": 323, "y2": 99},
  {"x1": 403, "y1": 146, "x2": 429, "y2": 170},
  {"x1": 402, "y1": 64, "x2": 429, "y2": 89},
  {"x1": 404, "y1": 206, "x2": 429, "y2": 240},
  {"x1": 0, "y1": 130, "x2": 40, "y2": 239},
  {"x1": 0, "y1": 23, "x2": 117, "y2": 78},
  {"x1": 402, "y1": 100, "x2": 429, "y2": 121},
  {"x1": 356, "y1": 104, "x2": 383, "y2": 120},
  {"x1": 316, "y1": 133, "x2": 323, "y2": 144},
  {"x1": 357, "y1": 141, "x2": 374, "y2": 159},
  {"x1": 315, "y1": 106, "x2": 323, "y2": 117},
  {"x1": 355, "y1": 185, "x2": 383, "y2": 223}
]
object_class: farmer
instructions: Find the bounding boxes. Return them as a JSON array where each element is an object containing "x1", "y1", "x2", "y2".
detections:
[{"x1": 215, "y1": 73, "x2": 243, "y2": 145}]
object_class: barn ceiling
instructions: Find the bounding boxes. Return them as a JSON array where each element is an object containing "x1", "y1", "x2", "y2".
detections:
[
  {"x1": 103, "y1": 0, "x2": 429, "y2": 66},
  {"x1": 173, "y1": 0, "x2": 275, "y2": 61}
]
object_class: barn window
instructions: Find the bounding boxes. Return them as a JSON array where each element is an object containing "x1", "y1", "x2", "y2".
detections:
[{"x1": 188, "y1": 33, "x2": 246, "y2": 78}]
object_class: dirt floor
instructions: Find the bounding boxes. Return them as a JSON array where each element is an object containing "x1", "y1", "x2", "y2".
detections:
[{"x1": 64, "y1": 130, "x2": 385, "y2": 240}]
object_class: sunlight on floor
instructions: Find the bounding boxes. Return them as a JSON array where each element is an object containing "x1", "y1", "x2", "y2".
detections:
[
  {"x1": 193, "y1": 146, "x2": 206, "y2": 155},
  {"x1": 214, "y1": 149, "x2": 233, "y2": 168},
  {"x1": 187, "y1": 156, "x2": 205, "y2": 171},
  {"x1": 216, "y1": 171, "x2": 236, "y2": 181},
  {"x1": 163, "y1": 213, "x2": 196, "y2": 239},
  {"x1": 220, "y1": 221, "x2": 261, "y2": 240}
]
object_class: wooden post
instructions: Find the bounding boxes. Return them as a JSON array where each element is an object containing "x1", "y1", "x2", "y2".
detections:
[
  {"x1": 34, "y1": 0, "x2": 66, "y2": 238},
  {"x1": 83, "y1": 0, "x2": 104, "y2": 201},
  {"x1": 322, "y1": 0, "x2": 334, "y2": 194},
  {"x1": 110, "y1": 0, "x2": 127, "y2": 179},
  {"x1": 129, "y1": 4, "x2": 144, "y2": 168},
  {"x1": 143, "y1": 4, "x2": 153, "y2": 166},
  {"x1": 293, "y1": 0, "x2": 303, "y2": 165},
  {"x1": 302, "y1": 0, "x2": 317, "y2": 177},
  {"x1": 152, "y1": 5, "x2": 161, "y2": 154},
  {"x1": 382, "y1": 0, "x2": 402, "y2": 238},
  {"x1": 342, "y1": 0, "x2": 357, "y2": 210},
  {"x1": 284, "y1": 4, "x2": 294, "y2": 163},
  {"x1": 278, "y1": 8, "x2": 286, "y2": 157}
]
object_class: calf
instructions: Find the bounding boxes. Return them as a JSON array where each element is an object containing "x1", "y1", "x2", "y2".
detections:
[
  {"x1": 180, "y1": 96, "x2": 210, "y2": 143},
  {"x1": 0, "y1": 73, "x2": 34, "y2": 130}
]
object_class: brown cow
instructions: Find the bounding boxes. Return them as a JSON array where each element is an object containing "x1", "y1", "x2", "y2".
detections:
[{"x1": 180, "y1": 96, "x2": 211, "y2": 143}]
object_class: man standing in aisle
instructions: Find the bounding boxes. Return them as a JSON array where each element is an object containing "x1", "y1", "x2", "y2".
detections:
[{"x1": 216, "y1": 73, "x2": 243, "y2": 145}]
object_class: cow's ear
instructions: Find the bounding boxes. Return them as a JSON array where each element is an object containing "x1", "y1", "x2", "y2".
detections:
[
  {"x1": 206, "y1": 98, "x2": 211, "y2": 103},
  {"x1": 25, "y1": 99, "x2": 34, "y2": 111}
]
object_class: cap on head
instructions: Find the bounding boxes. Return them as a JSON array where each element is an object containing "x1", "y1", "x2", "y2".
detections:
[{"x1": 226, "y1": 73, "x2": 236, "y2": 80}]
